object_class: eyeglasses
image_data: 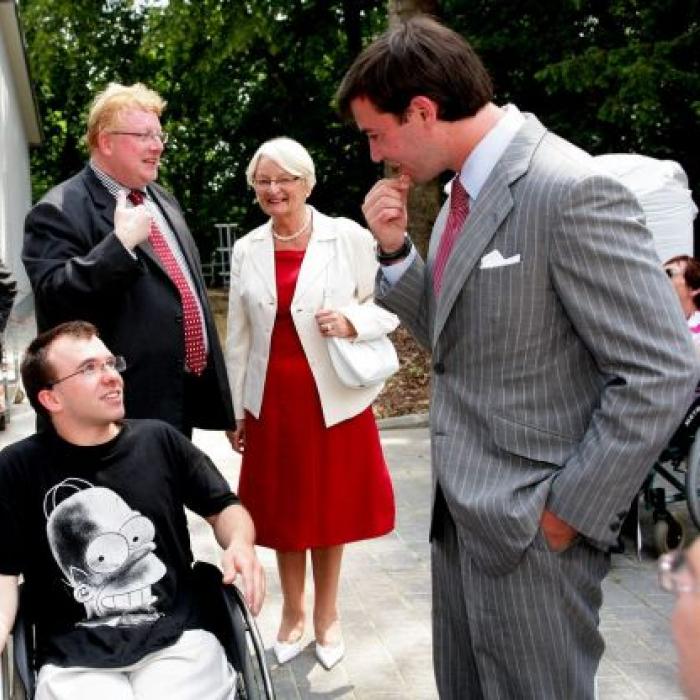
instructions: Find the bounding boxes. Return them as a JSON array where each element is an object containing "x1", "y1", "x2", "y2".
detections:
[
  {"x1": 658, "y1": 548, "x2": 700, "y2": 594},
  {"x1": 252, "y1": 176, "x2": 301, "y2": 189},
  {"x1": 108, "y1": 130, "x2": 169, "y2": 144},
  {"x1": 47, "y1": 356, "x2": 127, "y2": 388}
]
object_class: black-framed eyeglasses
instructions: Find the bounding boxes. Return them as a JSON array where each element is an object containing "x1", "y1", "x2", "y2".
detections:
[
  {"x1": 47, "y1": 356, "x2": 127, "y2": 388},
  {"x1": 108, "y1": 130, "x2": 169, "y2": 144},
  {"x1": 252, "y1": 176, "x2": 301, "y2": 189}
]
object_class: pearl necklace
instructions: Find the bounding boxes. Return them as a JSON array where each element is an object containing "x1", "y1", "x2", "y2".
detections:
[{"x1": 271, "y1": 208, "x2": 312, "y2": 241}]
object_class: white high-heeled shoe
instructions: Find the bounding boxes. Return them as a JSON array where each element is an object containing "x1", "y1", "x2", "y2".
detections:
[
  {"x1": 273, "y1": 638, "x2": 302, "y2": 665},
  {"x1": 315, "y1": 638, "x2": 345, "y2": 670}
]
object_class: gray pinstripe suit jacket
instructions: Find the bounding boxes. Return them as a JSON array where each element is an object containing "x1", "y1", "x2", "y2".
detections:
[{"x1": 377, "y1": 114, "x2": 699, "y2": 575}]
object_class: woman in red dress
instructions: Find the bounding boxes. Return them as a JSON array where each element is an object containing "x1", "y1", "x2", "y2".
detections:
[{"x1": 225, "y1": 138, "x2": 397, "y2": 670}]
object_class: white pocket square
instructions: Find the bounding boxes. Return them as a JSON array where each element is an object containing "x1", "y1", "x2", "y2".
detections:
[{"x1": 479, "y1": 250, "x2": 521, "y2": 269}]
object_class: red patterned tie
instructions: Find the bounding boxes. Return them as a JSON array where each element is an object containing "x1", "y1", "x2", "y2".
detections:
[
  {"x1": 433, "y1": 177, "x2": 470, "y2": 296},
  {"x1": 128, "y1": 190, "x2": 207, "y2": 375}
]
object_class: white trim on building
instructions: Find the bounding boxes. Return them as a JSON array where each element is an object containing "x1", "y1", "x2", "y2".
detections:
[
  {"x1": 0, "y1": 0, "x2": 41, "y2": 367},
  {"x1": 0, "y1": 1, "x2": 41, "y2": 145}
]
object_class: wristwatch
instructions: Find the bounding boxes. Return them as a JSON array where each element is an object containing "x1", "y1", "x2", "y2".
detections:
[{"x1": 376, "y1": 234, "x2": 413, "y2": 264}]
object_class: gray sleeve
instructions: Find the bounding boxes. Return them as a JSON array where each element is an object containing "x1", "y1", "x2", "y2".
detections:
[
  {"x1": 375, "y1": 254, "x2": 432, "y2": 351},
  {"x1": 546, "y1": 173, "x2": 699, "y2": 542}
]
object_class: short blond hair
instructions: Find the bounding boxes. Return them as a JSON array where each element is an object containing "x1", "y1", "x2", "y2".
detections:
[
  {"x1": 86, "y1": 82, "x2": 166, "y2": 150},
  {"x1": 245, "y1": 137, "x2": 316, "y2": 190}
]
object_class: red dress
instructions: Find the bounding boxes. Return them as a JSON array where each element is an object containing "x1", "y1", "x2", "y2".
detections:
[{"x1": 238, "y1": 250, "x2": 395, "y2": 550}]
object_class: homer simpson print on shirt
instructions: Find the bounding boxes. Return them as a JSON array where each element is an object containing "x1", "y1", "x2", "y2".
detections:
[{"x1": 43, "y1": 478, "x2": 166, "y2": 628}]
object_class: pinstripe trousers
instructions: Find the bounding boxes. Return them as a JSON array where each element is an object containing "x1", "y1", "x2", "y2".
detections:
[{"x1": 432, "y1": 499, "x2": 610, "y2": 699}]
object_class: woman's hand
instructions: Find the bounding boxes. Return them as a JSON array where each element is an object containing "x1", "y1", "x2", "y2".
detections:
[
  {"x1": 315, "y1": 310, "x2": 357, "y2": 338},
  {"x1": 226, "y1": 419, "x2": 246, "y2": 454}
]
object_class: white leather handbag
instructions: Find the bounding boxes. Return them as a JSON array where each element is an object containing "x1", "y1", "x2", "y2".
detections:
[{"x1": 327, "y1": 335, "x2": 399, "y2": 389}]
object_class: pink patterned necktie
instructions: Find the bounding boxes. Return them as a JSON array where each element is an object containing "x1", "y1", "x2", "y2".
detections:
[
  {"x1": 433, "y1": 177, "x2": 470, "y2": 296},
  {"x1": 128, "y1": 190, "x2": 207, "y2": 376}
]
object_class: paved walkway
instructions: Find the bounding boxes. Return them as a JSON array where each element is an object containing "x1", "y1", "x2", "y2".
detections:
[{"x1": 1, "y1": 402, "x2": 693, "y2": 698}]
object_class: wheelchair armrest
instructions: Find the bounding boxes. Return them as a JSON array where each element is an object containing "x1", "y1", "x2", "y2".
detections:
[
  {"x1": 191, "y1": 561, "x2": 275, "y2": 700},
  {"x1": 191, "y1": 561, "x2": 249, "y2": 671}
]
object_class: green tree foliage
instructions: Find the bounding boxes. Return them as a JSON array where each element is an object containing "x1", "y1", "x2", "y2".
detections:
[
  {"x1": 445, "y1": 0, "x2": 700, "y2": 236},
  {"x1": 19, "y1": 0, "x2": 385, "y2": 262},
  {"x1": 20, "y1": 0, "x2": 150, "y2": 198},
  {"x1": 19, "y1": 0, "x2": 700, "y2": 260}
]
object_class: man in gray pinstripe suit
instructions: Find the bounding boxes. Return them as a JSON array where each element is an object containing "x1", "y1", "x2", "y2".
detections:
[{"x1": 337, "y1": 16, "x2": 699, "y2": 699}]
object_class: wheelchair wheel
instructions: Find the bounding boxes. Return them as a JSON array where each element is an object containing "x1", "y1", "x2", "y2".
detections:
[
  {"x1": 653, "y1": 514, "x2": 685, "y2": 554},
  {"x1": 224, "y1": 585, "x2": 275, "y2": 700},
  {"x1": 686, "y1": 432, "x2": 700, "y2": 530},
  {"x1": 1, "y1": 637, "x2": 29, "y2": 700},
  {"x1": 190, "y1": 562, "x2": 275, "y2": 700}
]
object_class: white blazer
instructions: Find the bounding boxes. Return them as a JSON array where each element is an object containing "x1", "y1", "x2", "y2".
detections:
[{"x1": 225, "y1": 207, "x2": 400, "y2": 427}]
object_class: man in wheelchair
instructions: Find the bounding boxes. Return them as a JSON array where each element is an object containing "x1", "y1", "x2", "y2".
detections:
[{"x1": 0, "y1": 321, "x2": 265, "y2": 699}]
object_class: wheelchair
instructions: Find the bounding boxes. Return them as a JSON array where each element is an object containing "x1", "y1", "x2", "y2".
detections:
[
  {"x1": 0, "y1": 561, "x2": 275, "y2": 700},
  {"x1": 636, "y1": 421, "x2": 700, "y2": 554}
]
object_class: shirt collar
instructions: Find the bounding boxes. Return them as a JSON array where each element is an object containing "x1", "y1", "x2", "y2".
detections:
[
  {"x1": 90, "y1": 160, "x2": 147, "y2": 200},
  {"x1": 457, "y1": 104, "x2": 525, "y2": 201}
]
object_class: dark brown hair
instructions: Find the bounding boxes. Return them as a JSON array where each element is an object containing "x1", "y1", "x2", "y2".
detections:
[
  {"x1": 336, "y1": 15, "x2": 493, "y2": 122},
  {"x1": 21, "y1": 321, "x2": 98, "y2": 418},
  {"x1": 664, "y1": 255, "x2": 700, "y2": 310}
]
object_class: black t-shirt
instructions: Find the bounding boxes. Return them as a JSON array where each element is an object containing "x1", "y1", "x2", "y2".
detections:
[{"x1": 0, "y1": 419, "x2": 238, "y2": 668}]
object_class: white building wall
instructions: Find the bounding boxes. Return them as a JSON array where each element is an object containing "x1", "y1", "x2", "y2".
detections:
[
  {"x1": 0, "y1": 26, "x2": 36, "y2": 361},
  {"x1": 0, "y1": 31, "x2": 32, "y2": 299}
]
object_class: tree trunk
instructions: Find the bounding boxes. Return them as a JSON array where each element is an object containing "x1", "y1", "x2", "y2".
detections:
[
  {"x1": 342, "y1": 0, "x2": 363, "y2": 57},
  {"x1": 387, "y1": 0, "x2": 442, "y2": 257},
  {"x1": 388, "y1": 0, "x2": 439, "y2": 23}
]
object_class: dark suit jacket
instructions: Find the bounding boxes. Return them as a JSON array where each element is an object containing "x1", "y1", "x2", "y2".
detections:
[{"x1": 22, "y1": 165, "x2": 234, "y2": 432}]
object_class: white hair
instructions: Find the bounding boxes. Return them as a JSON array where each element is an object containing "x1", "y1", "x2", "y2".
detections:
[{"x1": 245, "y1": 137, "x2": 316, "y2": 190}]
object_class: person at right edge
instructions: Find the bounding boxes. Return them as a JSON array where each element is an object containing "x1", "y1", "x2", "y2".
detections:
[
  {"x1": 336, "y1": 15, "x2": 698, "y2": 700},
  {"x1": 663, "y1": 255, "x2": 700, "y2": 455}
]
